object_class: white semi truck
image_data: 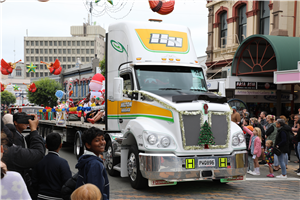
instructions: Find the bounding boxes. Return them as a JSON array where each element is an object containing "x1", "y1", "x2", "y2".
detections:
[{"x1": 104, "y1": 21, "x2": 247, "y2": 189}]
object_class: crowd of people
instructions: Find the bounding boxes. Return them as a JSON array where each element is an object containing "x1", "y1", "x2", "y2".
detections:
[
  {"x1": 0, "y1": 112, "x2": 109, "y2": 200},
  {"x1": 231, "y1": 106, "x2": 300, "y2": 178}
]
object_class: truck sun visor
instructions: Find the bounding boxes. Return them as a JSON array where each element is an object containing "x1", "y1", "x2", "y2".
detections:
[{"x1": 172, "y1": 94, "x2": 227, "y2": 104}]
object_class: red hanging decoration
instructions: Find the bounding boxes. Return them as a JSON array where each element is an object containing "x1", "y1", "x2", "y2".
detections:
[
  {"x1": 149, "y1": 0, "x2": 175, "y2": 15},
  {"x1": 1, "y1": 59, "x2": 21, "y2": 75},
  {"x1": 28, "y1": 83, "x2": 37, "y2": 93},
  {"x1": 203, "y1": 103, "x2": 208, "y2": 114},
  {"x1": 41, "y1": 59, "x2": 62, "y2": 75},
  {"x1": 0, "y1": 82, "x2": 6, "y2": 92}
]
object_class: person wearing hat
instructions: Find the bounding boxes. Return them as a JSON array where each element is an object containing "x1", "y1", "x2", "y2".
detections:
[{"x1": 231, "y1": 106, "x2": 241, "y2": 124}]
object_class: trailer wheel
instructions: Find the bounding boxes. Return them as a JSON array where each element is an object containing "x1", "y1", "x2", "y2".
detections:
[
  {"x1": 106, "y1": 141, "x2": 120, "y2": 176},
  {"x1": 75, "y1": 132, "x2": 84, "y2": 160},
  {"x1": 42, "y1": 127, "x2": 48, "y2": 140},
  {"x1": 127, "y1": 145, "x2": 147, "y2": 189}
]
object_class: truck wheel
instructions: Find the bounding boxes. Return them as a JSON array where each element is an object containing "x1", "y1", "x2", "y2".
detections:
[
  {"x1": 42, "y1": 127, "x2": 48, "y2": 140},
  {"x1": 127, "y1": 145, "x2": 147, "y2": 189},
  {"x1": 39, "y1": 126, "x2": 44, "y2": 137},
  {"x1": 75, "y1": 134, "x2": 84, "y2": 160},
  {"x1": 106, "y1": 141, "x2": 120, "y2": 176}
]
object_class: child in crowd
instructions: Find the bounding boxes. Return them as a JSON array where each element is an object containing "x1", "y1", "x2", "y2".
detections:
[
  {"x1": 95, "y1": 97, "x2": 101, "y2": 106},
  {"x1": 265, "y1": 140, "x2": 274, "y2": 177},
  {"x1": 244, "y1": 125, "x2": 254, "y2": 174},
  {"x1": 90, "y1": 98, "x2": 96, "y2": 107},
  {"x1": 32, "y1": 132, "x2": 72, "y2": 200},
  {"x1": 243, "y1": 126, "x2": 262, "y2": 175},
  {"x1": 75, "y1": 127, "x2": 109, "y2": 200},
  {"x1": 71, "y1": 183, "x2": 102, "y2": 200}
]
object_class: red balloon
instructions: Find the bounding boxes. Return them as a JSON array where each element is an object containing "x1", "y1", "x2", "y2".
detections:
[{"x1": 149, "y1": 0, "x2": 175, "y2": 15}]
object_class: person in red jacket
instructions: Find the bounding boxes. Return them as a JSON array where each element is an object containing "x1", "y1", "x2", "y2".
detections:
[{"x1": 243, "y1": 126, "x2": 262, "y2": 176}]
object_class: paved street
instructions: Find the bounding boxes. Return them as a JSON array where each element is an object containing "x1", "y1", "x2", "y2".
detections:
[{"x1": 60, "y1": 144, "x2": 300, "y2": 199}]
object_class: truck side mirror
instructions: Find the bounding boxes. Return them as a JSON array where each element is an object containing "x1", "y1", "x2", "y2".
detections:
[{"x1": 113, "y1": 77, "x2": 124, "y2": 101}]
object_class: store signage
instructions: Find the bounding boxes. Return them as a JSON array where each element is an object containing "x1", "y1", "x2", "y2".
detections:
[
  {"x1": 257, "y1": 82, "x2": 276, "y2": 90},
  {"x1": 235, "y1": 90, "x2": 276, "y2": 96},
  {"x1": 235, "y1": 82, "x2": 256, "y2": 89},
  {"x1": 264, "y1": 93, "x2": 298, "y2": 102}
]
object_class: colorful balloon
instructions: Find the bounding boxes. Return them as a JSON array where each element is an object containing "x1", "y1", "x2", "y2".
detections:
[
  {"x1": 149, "y1": 0, "x2": 175, "y2": 15},
  {"x1": 89, "y1": 73, "x2": 105, "y2": 92},
  {"x1": 55, "y1": 90, "x2": 65, "y2": 100}
]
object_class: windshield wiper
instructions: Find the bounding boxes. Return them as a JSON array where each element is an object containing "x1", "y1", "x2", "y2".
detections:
[{"x1": 159, "y1": 88, "x2": 182, "y2": 90}]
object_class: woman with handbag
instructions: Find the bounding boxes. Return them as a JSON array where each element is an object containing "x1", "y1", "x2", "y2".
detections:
[{"x1": 274, "y1": 119, "x2": 289, "y2": 178}]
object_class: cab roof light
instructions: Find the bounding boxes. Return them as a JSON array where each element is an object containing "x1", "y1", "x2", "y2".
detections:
[
  {"x1": 169, "y1": 58, "x2": 174, "y2": 61},
  {"x1": 136, "y1": 57, "x2": 142, "y2": 60},
  {"x1": 162, "y1": 58, "x2": 167, "y2": 61},
  {"x1": 176, "y1": 59, "x2": 180, "y2": 61},
  {"x1": 195, "y1": 60, "x2": 199, "y2": 63}
]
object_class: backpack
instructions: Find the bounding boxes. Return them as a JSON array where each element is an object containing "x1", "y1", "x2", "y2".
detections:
[{"x1": 61, "y1": 172, "x2": 78, "y2": 200}]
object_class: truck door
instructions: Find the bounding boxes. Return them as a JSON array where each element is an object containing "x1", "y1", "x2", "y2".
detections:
[{"x1": 118, "y1": 73, "x2": 134, "y2": 132}]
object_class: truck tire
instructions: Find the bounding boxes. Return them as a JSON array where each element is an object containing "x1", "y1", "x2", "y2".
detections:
[
  {"x1": 42, "y1": 127, "x2": 48, "y2": 140},
  {"x1": 39, "y1": 126, "x2": 44, "y2": 137},
  {"x1": 75, "y1": 133, "x2": 84, "y2": 160},
  {"x1": 127, "y1": 145, "x2": 147, "y2": 189},
  {"x1": 106, "y1": 141, "x2": 120, "y2": 177}
]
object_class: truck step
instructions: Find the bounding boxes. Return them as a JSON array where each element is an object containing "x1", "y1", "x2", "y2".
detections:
[{"x1": 113, "y1": 164, "x2": 121, "y2": 172}]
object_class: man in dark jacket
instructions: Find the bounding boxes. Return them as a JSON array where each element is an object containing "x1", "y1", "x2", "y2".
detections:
[
  {"x1": 12, "y1": 112, "x2": 30, "y2": 147},
  {"x1": 2, "y1": 114, "x2": 45, "y2": 199},
  {"x1": 32, "y1": 132, "x2": 72, "y2": 200},
  {"x1": 75, "y1": 127, "x2": 109, "y2": 200}
]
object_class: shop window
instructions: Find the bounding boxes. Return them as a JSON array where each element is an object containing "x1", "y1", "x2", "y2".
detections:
[
  {"x1": 260, "y1": 1, "x2": 270, "y2": 35},
  {"x1": 220, "y1": 12, "x2": 227, "y2": 48}
]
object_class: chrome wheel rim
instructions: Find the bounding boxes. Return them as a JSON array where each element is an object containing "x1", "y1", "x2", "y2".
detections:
[
  {"x1": 128, "y1": 152, "x2": 137, "y2": 181},
  {"x1": 107, "y1": 146, "x2": 113, "y2": 170}
]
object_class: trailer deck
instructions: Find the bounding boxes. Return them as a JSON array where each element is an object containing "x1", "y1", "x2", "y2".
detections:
[{"x1": 39, "y1": 120, "x2": 105, "y2": 130}]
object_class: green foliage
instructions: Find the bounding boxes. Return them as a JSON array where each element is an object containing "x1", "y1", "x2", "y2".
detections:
[
  {"x1": 27, "y1": 78, "x2": 62, "y2": 107},
  {"x1": 198, "y1": 121, "x2": 215, "y2": 145},
  {"x1": 99, "y1": 57, "x2": 105, "y2": 77},
  {"x1": 1, "y1": 90, "x2": 16, "y2": 105}
]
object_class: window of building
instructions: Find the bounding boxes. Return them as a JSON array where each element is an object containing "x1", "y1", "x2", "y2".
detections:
[
  {"x1": 35, "y1": 41, "x2": 39, "y2": 46},
  {"x1": 40, "y1": 49, "x2": 43, "y2": 54},
  {"x1": 35, "y1": 57, "x2": 39, "y2": 62},
  {"x1": 72, "y1": 57, "x2": 75, "y2": 62},
  {"x1": 25, "y1": 49, "x2": 29, "y2": 54},
  {"x1": 63, "y1": 49, "x2": 66, "y2": 54},
  {"x1": 81, "y1": 41, "x2": 85, "y2": 46},
  {"x1": 72, "y1": 41, "x2": 75, "y2": 46},
  {"x1": 86, "y1": 57, "x2": 89, "y2": 62},
  {"x1": 68, "y1": 41, "x2": 71, "y2": 46},
  {"x1": 63, "y1": 41, "x2": 66, "y2": 46},
  {"x1": 26, "y1": 57, "x2": 30, "y2": 62},
  {"x1": 40, "y1": 57, "x2": 43, "y2": 61},
  {"x1": 49, "y1": 41, "x2": 52, "y2": 46},
  {"x1": 31, "y1": 57, "x2": 34, "y2": 62},
  {"x1": 220, "y1": 12, "x2": 227, "y2": 47},
  {"x1": 45, "y1": 72, "x2": 48, "y2": 77},
  {"x1": 68, "y1": 65, "x2": 71, "y2": 69},
  {"x1": 62, "y1": 65, "x2": 66, "y2": 69},
  {"x1": 91, "y1": 49, "x2": 94, "y2": 54},
  {"x1": 31, "y1": 41, "x2": 34, "y2": 46},
  {"x1": 36, "y1": 65, "x2": 39, "y2": 70},
  {"x1": 63, "y1": 57, "x2": 66, "y2": 62},
  {"x1": 86, "y1": 41, "x2": 90, "y2": 46},
  {"x1": 91, "y1": 41, "x2": 94, "y2": 46},
  {"x1": 40, "y1": 72, "x2": 43, "y2": 77},
  {"x1": 54, "y1": 49, "x2": 57, "y2": 54},
  {"x1": 36, "y1": 72, "x2": 39, "y2": 77},
  {"x1": 68, "y1": 49, "x2": 71, "y2": 54},
  {"x1": 68, "y1": 57, "x2": 71, "y2": 62},
  {"x1": 45, "y1": 57, "x2": 48, "y2": 62},
  {"x1": 49, "y1": 57, "x2": 53, "y2": 62},
  {"x1": 58, "y1": 41, "x2": 62, "y2": 46},
  {"x1": 31, "y1": 49, "x2": 34, "y2": 54},
  {"x1": 40, "y1": 41, "x2": 43, "y2": 46},
  {"x1": 31, "y1": 72, "x2": 34, "y2": 77},
  {"x1": 40, "y1": 65, "x2": 43, "y2": 69},
  {"x1": 35, "y1": 49, "x2": 39, "y2": 54},
  {"x1": 26, "y1": 41, "x2": 30, "y2": 46},
  {"x1": 81, "y1": 57, "x2": 85, "y2": 62},
  {"x1": 72, "y1": 49, "x2": 76, "y2": 54},
  {"x1": 260, "y1": 1, "x2": 270, "y2": 35},
  {"x1": 26, "y1": 72, "x2": 30, "y2": 77},
  {"x1": 16, "y1": 66, "x2": 22, "y2": 77},
  {"x1": 86, "y1": 49, "x2": 89, "y2": 54},
  {"x1": 49, "y1": 49, "x2": 52, "y2": 54},
  {"x1": 45, "y1": 49, "x2": 48, "y2": 54},
  {"x1": 81, "y1": 49, "x2": 85, "y2": 54},
  {"x1": 238, "y1": 5, "x2": 247, "y2": 43},
  {"x1": 77, "y1": 41, "x2": 80, "y2": 46},
  {"x1": 59, "y1": 57, "x2": 62, "y2": 61},
  {"x1": 45, "y1": 41, "x2": 48, "y2": 46},
  {"x1": 58, "y1": 49, "x2": 62, "y2": 54},
  {"x1": 77, "y1": 49, "x2": 80, "y2": 54},
  {"x1": 54, "y1": 41, "x2": 57, "y2": 46}
]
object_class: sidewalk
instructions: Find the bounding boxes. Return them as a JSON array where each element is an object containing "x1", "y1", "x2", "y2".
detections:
[{"x1": 246, "y1": 150, "x2": 300, "y2": 179}]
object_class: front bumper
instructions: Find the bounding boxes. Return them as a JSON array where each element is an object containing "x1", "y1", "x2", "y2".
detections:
[{"x1": 139, "y1": 151, "x2": 247, "y2": 181}]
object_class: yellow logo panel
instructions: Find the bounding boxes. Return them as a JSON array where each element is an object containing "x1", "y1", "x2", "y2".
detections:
[
  {"x1": 186, "y1": 158, "x2": 195, "y2": 169},
  {"x1": 219, "y1": 158, "x2": 227, "y2": 168},
  {"x1": 135, "y1": 29, "x2": 189, "y2": 53}
]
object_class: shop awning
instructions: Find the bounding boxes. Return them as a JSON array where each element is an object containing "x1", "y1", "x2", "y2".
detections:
[{"x1": 231, "y1": 35, "x2": 300, "y2": 77}]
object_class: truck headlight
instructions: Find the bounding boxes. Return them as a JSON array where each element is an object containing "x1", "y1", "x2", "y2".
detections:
[
  {"x1": 232, "y1": 136, "x2": 239, "y2": 146},
  {"x1": 238, "y1": 133, "x2": 245, "y2": 143},
  {"x1": 161, "y1": 137, "x2": 170, "y2": 147},
  {"x1": 232, "y1": 133, "x2": 245, "y2": 146},
  {"x1": 147, "y1": 134, "x2": 158, "y2": 145}
]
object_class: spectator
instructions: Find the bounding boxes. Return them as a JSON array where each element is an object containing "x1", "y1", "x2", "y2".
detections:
[
  {"x1": 90, "y1": 98, "x2": 96, "y2": 107},
  {"x1": 12, "y1": 112, "x2": 31, "y2": 147},
  {"x1": 2, "y1": 113, "x2": 13, "y2": 125},
  {"x1": 32, "y1": 132, "x2": 72, "y2": 200},
  {"x1": 244, "y1": 125, "x2": 254, "y2": 174},
  {"x1": 243, "y1": 126, "x2": 262, "y2": 175},
  {"x1": 259, "y1": 111, "x2": 268, "y2": 127},
  {"x1": 75, "y1": 127, "x2": 109, "y2": 200},
  {"x1": 265, "y1": 140, "x2": 275, "y2": 178},
  {"x1": 274, "y1": 119, "x2": 289, "y2": 178},
  {"x1": 241, "y1": 108, "x2": 249, "y2": 124},
  {"x1": 71, "y1": 183, "x2": 102, "y2": 200},
  {"x1": 294, "y1": 119, "x2": 300, "y2": 174},
  {"x1": 288, "y1": 114, "x2": 295, "y2": 128},
  {"x1": 1, "y1": 132, "x2": 31, "y2": 200},
  {"x1": 251, "y1": 117, "x2": 267, "y2": 165},
  {"x1": 87, "y1": 110, "x2": 105, "y2": 124},
  {"x1": 279, "y1": 115, "x2": 293, "y2": 163},
  {"x1": 231, "y1": 106, "x2": 241, "y2": 124},
  {"x1": 265, "y1": 115, "x2": 277, "y2": 145},
  {"x1": 2, "y1": 114, "x2": 45, "y2": 199}
]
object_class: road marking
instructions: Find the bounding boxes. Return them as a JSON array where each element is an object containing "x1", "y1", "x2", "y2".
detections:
[{"x1": 246, "y1": 178, "x2": 300, "y2": 181}]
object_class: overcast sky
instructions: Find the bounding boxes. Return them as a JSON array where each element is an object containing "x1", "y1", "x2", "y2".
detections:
[{"x1": 0, "y1": 0, "x2": 208, "y2": 63}]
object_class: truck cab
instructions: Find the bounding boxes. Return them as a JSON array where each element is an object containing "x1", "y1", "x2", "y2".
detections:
[{"x1": 104, "y1": 21, "x2": 247, "y2": 189}]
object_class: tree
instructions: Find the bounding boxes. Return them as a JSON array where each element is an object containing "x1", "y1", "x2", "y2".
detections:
[
  {"x1": 27, "y1": 78, "x2": 62, "y2": 108},
  {"x1": 99, "y1": 57, "x2": 105, "y2": 77},
  {"x1": 1, "y1": 91, "x2": 16, "y2": 105},
  {"x1": 198, "y1": 121, "x2": 215, "y2": 145}
]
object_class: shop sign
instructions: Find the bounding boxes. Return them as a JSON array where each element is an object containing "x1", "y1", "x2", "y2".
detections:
[
  {"x1": 264, "y1": 93, "x2": 298, "y2": 102},
  {"x1": 235, "y1": 82, "x2": 256, "y2": 89},
  {"x1": 235, "y1": 90, "x2": 276, "y2": 96},
  {"x1": 257, "y1": 82, "x2": 276, "y2": 90}
]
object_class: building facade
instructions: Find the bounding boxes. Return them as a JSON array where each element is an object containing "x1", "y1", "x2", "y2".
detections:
[
  {"x1": 205, "y1": 0, "x2": 300, "y2": 79},
  {"x1": 24, "y1": 24, "x2": 105, "y2": 79}
]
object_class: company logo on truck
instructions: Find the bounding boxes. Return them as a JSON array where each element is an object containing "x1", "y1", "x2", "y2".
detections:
[
  {"x1": 135, "y1": 29, "x2": 189, "y2": 54},
  {"x1": 110, "y1": 40, "x2": 128, "y2": 55}
]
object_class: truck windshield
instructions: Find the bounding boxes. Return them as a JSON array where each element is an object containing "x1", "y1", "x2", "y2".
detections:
[{"x1": 135, "y1": 65, "x2": 207, "y2": 92}]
